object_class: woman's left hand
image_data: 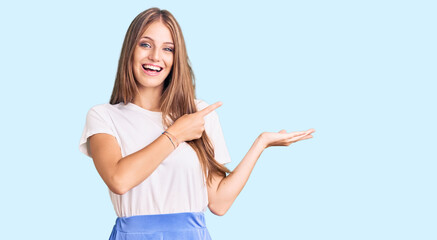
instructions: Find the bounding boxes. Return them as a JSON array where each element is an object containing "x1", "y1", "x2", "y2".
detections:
[{"x1": 259, "y1": 128, "x2": 316, "y2": 149}]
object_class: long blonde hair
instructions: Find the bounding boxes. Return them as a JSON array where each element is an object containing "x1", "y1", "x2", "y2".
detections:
[{"x1": 109, "y1": 7, "x2": 231, "y2": 185}]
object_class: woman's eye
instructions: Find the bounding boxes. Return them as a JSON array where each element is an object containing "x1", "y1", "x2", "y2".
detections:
[
  {"x1": 165, "y1": 48, "x2": 174, "y2": 52},
  {"x1": 140, "y1": 43, "x2": 151, "y2": 48}
]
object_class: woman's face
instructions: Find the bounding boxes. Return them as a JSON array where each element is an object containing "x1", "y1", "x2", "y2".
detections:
[{"x1": 132, "y1": 21, "x2": 174, "y2": 90}]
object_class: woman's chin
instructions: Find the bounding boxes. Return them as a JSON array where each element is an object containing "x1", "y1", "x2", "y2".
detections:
[{"x1": 136, "y1": 79, "x2": 166, "y2": 89}]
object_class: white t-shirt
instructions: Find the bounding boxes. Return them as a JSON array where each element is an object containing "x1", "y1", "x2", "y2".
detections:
[{"x1": 78, "y1": 99, "x2": 231, "y2": 217}]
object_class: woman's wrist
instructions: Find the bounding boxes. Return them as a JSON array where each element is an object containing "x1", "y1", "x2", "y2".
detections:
[
  {"x1": 162, "y1": 131, "x2": 179, "y2": 149},
  {"x1": 163, "y1": 127, "x2": 184, "y2": 148},
  {"x1": 166, "y1": 127, "x2": 184, "y2": 143},
  {"x1": 257, "y1": 133, "x2": 268, "y2": 150}
]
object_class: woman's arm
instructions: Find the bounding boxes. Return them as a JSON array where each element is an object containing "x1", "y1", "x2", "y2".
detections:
[
  {"x1": 89, "y1": 132, "x2": 176, "y2": 195},
  {"x1": 207, "y1": 135, "x2": 265, "y2": 216},
  {"x1": 207, "y1": 129, "x2": 315, "y2": 216}
]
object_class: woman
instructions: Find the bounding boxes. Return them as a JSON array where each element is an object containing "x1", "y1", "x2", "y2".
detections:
[{"x1": 79, "y1": 7, "x2": 315, "y2": 240}]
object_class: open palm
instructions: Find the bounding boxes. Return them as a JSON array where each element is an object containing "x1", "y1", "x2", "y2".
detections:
[{"x1": 261, "y1": 128, "x2": 315, "y2": 148}]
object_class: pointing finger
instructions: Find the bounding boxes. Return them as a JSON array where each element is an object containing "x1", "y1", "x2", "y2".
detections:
[{"x1": 197, "y1": 101, "x2": 223, "y2": 117}]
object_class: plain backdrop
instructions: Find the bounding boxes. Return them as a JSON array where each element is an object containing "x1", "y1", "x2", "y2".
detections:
[{"x1": 1, "y1": 0, "x2": 436, "y2": 239}]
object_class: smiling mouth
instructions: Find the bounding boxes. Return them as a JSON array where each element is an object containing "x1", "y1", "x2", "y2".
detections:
[{"x1": 142, "y1": 64, "x2": 163, "y2": 72}]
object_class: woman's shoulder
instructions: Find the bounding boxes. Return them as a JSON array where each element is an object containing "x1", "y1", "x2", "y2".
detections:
[{"x1": 85, "y1": 103, "x2": 117, "y2": 117}]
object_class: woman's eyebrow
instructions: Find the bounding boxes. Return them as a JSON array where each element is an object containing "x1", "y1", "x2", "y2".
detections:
[{"x1": 142, "y1": 36, "x2": 174, "y2": 45}]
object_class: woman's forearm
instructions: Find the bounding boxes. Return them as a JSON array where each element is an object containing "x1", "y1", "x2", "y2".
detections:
[
  {"x1": 214, "y1": 135, "x2": 266, "y2": 213},
  {"x1": 113, "y1": 133, "x2": 176, "y2": 195}
]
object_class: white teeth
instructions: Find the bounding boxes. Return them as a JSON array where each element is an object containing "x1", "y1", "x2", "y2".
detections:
[{"x1": 143, "y1": 64, "x2": 162, "y2": 71}]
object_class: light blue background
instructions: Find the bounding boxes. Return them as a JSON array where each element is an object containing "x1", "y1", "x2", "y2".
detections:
[{"x1": 1, "y1": 0, "x2": 435, "y2": 239}]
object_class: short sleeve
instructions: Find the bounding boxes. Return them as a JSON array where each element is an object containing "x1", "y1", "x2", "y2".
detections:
[
  {"x1": 204, "y1": 105, "x2": 232, "y2": 165},
  {"x1": 79, "y1": 106, "x2": 116, "y2": 158}
]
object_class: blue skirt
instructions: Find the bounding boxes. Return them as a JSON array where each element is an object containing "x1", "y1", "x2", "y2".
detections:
[{"x1": 108, "y1": 211, "x2": 212, "y2": 240}]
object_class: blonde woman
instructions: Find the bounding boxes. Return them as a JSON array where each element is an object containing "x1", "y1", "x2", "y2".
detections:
[{"x1": 79, "y1": 7, "x2": 315, "y2": 240}]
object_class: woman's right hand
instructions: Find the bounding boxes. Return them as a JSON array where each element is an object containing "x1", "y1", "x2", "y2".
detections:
[{"x1": 166, "y1": 101, "x2": 223, "y2": 143}]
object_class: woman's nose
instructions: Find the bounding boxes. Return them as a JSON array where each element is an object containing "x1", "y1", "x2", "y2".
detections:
[{"x1": 148, "y1": 48, "x2": 160, "y2": 62}]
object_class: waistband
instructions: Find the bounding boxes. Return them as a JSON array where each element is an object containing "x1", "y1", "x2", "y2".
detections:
[{"x1": 114, "y1": 211, "x2": 207, "y2": 233}]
